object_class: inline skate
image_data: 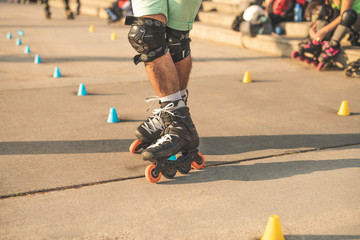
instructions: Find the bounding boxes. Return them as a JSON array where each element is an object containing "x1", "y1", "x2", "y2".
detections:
[
  {"x1": 292, "y1": 39, "x2": 322, "y2": 67},
  {"x1": 142, "y1": 100, "x2": 205, "y2": 183},
  {"x1": 129, "y1": 91, "x2": 189, "y2": 154},
  {"x1": 317, "y1": 41, "x2": 341, "y2": 71},
  {"x1": 129, "y1": 97, "x2": 164, "y2": 154},
  {"x1": 345, "y1": 59, "x2": 360, "y2": 77}
]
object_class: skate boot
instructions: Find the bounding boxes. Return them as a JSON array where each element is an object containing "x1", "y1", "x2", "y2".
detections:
[
  {"x1": 129, "y1": 91, "x2": 189, "y2": 154},
  {"x1": 345, "y1": 59, "x2": 360, "y2": 77},
  {"x1": 129, "y1": 97, "x2": 165, "y2": 154},
  {"x1": 317, "y1": 41, "x2": 341, "y2": 71},
  {"x1": 142, "y1": 100, "x2": 204, "y2": 183},
  {"x1": 66, "y1": 9, "x2": 75, "y2": 19},
  {"x1": 292, "y1": 39, "x2": 322, "y2": 66}
]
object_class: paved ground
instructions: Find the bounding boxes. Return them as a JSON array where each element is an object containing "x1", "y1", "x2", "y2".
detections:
[{"x1": 1, "y1": 2, "x2": 360, "y2": 240}]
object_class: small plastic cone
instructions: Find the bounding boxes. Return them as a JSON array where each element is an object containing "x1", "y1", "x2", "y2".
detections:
[
  {"x1": 24, "y1": 45, "x2": 30, "y2": 54},
  {"x1": 18, "y1": 30, "x2": 24, "y2": 36},
  {"x1": 242, "y1": 71, "x2": 252, "y2": 83},
  {"x1": 34, "y1": 54, "x2": 41, "y2": 64},
  {"x1": 89, "y1": 25, "x2": 95, "y2": 33},
  {"x1": 337, "y1": 100, "x2": 350, "y2": 116},
  {"x1": 169, "y1": 155, "x2": 176, "y2": 161},
  {"x1": 107, "y1": 107, "x2": 120, "y2": 123},
  {"x1": 261, "y1": 215, "x2": 285, "y2": 240},
  {"x1": 16, "y1": 38, "x2": 22, "y2": 46},
  {"x1": 53, "y1": 67, "x2": 61, "y2": 78},
  {"x1": 111, "y1": 32, "x2": 117, "y2": 40},
  {"x1": 6, "y1": 32, "x2": 12, "y2": 39},
  {"x1": 77, "y1": 83, "x2": 87, "y2": 96}
]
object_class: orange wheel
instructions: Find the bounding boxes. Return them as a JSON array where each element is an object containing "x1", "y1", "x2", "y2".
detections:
[
  {"x1": 191, "y1": 152, "x2": 205, "y2": 170},
  {"x1": 129, "y1": 139, "x2": 142, "y2": 154},
  {"x1": 145, "y1": 164, "x2": 161, "y2": 183}
]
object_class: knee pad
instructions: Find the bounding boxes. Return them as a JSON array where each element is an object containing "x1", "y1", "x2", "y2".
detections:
[
  {"x1": 340, "y1": 9, "x2": 358, "y2": 27},
  {"x1": 125, "y1": 16, "x2": 168, "y2": 65},
  {"x1": 166, "y1": 27, "x2": 191, "y2": 63}
]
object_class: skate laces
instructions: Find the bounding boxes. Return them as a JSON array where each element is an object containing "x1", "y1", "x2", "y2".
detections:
[{"x1": 141, "y1": 96, "x2": 164, "y2": 135}]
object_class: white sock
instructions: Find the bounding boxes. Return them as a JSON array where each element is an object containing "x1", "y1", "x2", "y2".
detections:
[
  {"x1": 159, "y1": 91, "x2": 182, "y2": 103},
  {"x1": 180, "y1": 89, "x2": 187, "y2": 97}
]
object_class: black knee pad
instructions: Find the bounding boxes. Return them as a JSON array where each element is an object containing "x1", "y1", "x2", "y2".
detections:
[
  {"x1": 125, "y1": 16, "x2": 168, "y2": 65},
  {"x1": 166, "y1": 27, "x2": 191, "y2": 63},
  {"x1": 340, "y1": 9, "x2": 358, "y2": 27}
]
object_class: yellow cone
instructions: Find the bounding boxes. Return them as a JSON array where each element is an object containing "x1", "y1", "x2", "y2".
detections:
[
  {"x1": 242, "y1": 71, "x2": 252, "y2": 83},
  {"x1": 261, "y1": 215, "x2": 285, "y2": 240},
  {"x1": 337, "y1": 100, "x2": 350, "y2": 116},
  {"x1": 111, "y1": 32, "x2": 117, "y2": 40},
  {"x1": 89, "y1": 25, "x2": 95, "y2": 33}
]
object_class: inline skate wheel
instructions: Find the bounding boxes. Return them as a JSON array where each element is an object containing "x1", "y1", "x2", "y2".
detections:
[
  {"x1": 317, "y1": 62, "x2": 324, "y2": 71},
  {"x1": 345, "y1": 69, "x2": 352, "y2": 77},
  {"x1": 299, "y1": 56, "x2": 304, "y2": 62},
  {"x1": 177, "y1": 162, "x2": 191, "y2": 174},
  {"x1": 145, "y1": 164, "x2": 161, "y2": 183},
  {"x1": 191, "y1": 153, "x2": 205, "y2": 170},
  {"x1": 129, "y1": 139, "x2": 142, "y2": 153},
  {"x1": 162, "y1": 166, "x2": 177, "y2": 179},
  {"x1": 305, "y1": 58, "x2": 312, "y2": 64},
  {"x1": 291, "y1": 51, "x2": 299, "y2": 59},
  {"x1": 313, "y1": 61, "x2": 318, "y2": 67}
]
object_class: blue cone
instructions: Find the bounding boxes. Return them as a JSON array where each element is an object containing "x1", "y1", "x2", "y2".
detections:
[
  {"x1": 18, "y1": 30, "x2": 24, "y2": 36},
  {"x1": 168, "y1": 155, "x2": 176, "y2": 161},
  {"x1": 53, "y1": 67, "x2": 61, "y2": 78},
  {"x1": 34, "y1": 54, "x2": 41, "y2": 64},
  {"x1": 77, "y1": 83, "x2": 87, "y2": 96},
  {"x1": 16, "y1": 38, "x2": 22, "y2": 46},
  {"x1": 24, "y1": 45, "x2": 30, "y2": 54},
  {"x1": 6, "y1": 32, "x2": 12, "y2": 40},
  {"x1": 107, "y1": 107, "x2": 120, "y2": 123}
]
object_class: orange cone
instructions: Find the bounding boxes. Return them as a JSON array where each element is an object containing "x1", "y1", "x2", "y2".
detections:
[{"x1": 261, "y1": 215, "x2": 285, "y2": 240}]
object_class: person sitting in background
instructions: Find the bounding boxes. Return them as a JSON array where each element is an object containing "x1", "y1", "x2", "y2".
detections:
[
  {"x1": 105, "y1": 0, "x2": 132, "y2": 24},
  {"x1": 309, "y1": 0, "x2": 360, "y2": 62}
]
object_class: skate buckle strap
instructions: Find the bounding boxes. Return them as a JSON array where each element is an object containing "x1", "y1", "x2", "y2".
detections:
[{"x1": 149, "y1": 134, "x2": 174, "y2": 148}]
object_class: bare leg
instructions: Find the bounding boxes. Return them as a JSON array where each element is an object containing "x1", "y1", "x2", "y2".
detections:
[
  {"x1": 175, "y1": 56, "x2": 192, "y2": 92},
  {"x1": 143, "y1": 14, "x2": 180, "y2": 98}
]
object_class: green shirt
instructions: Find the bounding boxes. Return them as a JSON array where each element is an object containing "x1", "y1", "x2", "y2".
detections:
[{"x1": 334, "y1": 0, "x2": 360, "y2": 13}]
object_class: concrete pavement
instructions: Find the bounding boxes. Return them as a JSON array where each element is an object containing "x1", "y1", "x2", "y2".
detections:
[{"x1": 1, "y1": 2, "x2": 360, "y2": 239}]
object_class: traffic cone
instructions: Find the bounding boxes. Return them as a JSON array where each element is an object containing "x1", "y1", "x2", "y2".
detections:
[
  {"x1": 77, "y1": 83, "x2": 87, "y2": 96},
  {"x1": 89, "y1": 25, "x2": 95, "y2": 33},
  {"x1": 18, "y1": 30, "x2": 24, "y2": 36},
  {"x1": 34, "y1": 54, "x2": 41, "y2": 64},
  {"x1": 261, "y1": 215, "x2": 285, "y2": 240},
  {"x1": 111, "y1": 32, "x2": 117, "y2": 40},
  {"x1": 6, "y1": 32, "x2": 12, "y2": 40},
  {"x1": 242, "y1": 71, "x2": 252, "y2": 83},
  {"x1": 24, "y1": 45, "x2": 30, "y2": 54},
  {"x1": 107, "y1": 107, "x2": 120, "y2": 123},
  {"x1": 53, "y1": 67, "x2": 61, "y2": 78},
  {"x1": 16, "y1": 38, "x2": 22, "y2": 46},
  {"x1": 337, "y1": 100, "x2": 350, "y2": 116}
]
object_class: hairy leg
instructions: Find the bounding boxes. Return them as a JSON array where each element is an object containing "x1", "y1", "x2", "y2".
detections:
[
  {"x1": 142, "y1": 14, "x2": 180, "y2": 98},
  {"x1": 175, "y1": 56, "x2": 192, "y2": 91}
]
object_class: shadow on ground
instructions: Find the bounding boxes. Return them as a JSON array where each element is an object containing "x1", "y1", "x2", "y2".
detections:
[
  {"x1": 0, "y1": 133, "x2": 359, "y2": 155},
  {"x1": 0, "y1": 55, "x2": 280, "y2": 63},
  {"x1": 159, "y1": 158, "x2": 360, "y2": 184},
  {"x1": 285, "y1": 235, "x2": 360, "y2": 240}
]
